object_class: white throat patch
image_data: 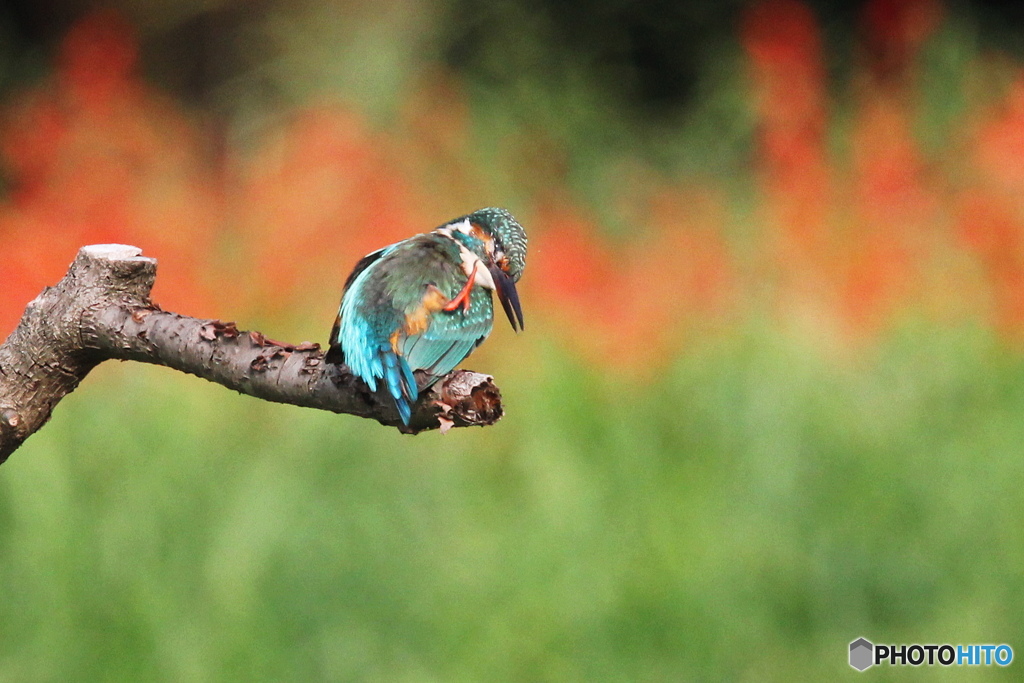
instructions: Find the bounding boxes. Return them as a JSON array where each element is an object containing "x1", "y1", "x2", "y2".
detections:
[{"x1": 434, "y1": 225, "x2": 497, "y2": 290}]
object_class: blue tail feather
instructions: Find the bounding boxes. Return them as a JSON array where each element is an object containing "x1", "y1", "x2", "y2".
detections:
[
  {"x1": 378, "y1": 346, "x2": 417, "y2": 425},
  {"x1": 394, "y1": 396, "x2": 412, "y2": 425},
  {"x1": 400, "y1": 359, "x2": 417, "y2": 401}
]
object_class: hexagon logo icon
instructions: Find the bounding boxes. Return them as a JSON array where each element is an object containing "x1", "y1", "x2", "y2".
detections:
[{"x1": 850, "y1": 638, "x2": 874, "y2": 671}]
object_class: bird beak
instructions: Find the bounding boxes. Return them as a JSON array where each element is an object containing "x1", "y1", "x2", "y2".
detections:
[{"x1": 489, "y1": 262, "x2": 524, "y2": 332}]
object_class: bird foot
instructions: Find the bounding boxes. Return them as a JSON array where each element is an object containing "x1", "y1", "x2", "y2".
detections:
[{"x1": 442, "y1": 261, "x2": 478, "y2": 314}]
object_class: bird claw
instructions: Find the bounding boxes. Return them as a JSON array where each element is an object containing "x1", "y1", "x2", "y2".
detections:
[{"x1": 442, "y1": 261, "x2": 478, "y2": 314}]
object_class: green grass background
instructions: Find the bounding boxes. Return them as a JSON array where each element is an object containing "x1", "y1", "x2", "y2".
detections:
[{"x1": 2, "y1": 325, "x2": 1022, "y2": 681}]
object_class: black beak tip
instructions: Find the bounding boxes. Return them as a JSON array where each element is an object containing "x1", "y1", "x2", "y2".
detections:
[{"x1": 490, "y1": 263, "x2": 525, "y2": 333}]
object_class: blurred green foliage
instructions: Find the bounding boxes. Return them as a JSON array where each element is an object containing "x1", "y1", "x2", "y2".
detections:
[{"x1": 2, "y1": 326, "x2": 1022, "y2": 681}]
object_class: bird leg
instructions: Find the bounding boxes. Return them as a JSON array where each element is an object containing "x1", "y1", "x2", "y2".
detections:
[{"x1": 443, "y1": 261, "x2": 478, "y2": 314}]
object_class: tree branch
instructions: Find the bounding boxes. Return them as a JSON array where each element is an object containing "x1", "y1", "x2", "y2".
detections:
[{"x1": 0, "y1": 245, "x2": 504, "y2": 463}]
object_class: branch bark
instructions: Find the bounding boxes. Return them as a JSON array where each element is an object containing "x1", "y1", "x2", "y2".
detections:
[{"x1": 0, "y1": 245, "x2": 504, "y2": 463}]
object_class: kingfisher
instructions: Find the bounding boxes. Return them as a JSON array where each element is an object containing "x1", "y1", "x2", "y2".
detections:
[{"x1": 325, "y1": 207, "x2": 527, "y2": 425}]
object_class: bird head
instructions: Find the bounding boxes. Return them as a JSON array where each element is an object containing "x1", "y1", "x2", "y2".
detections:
[
  {"x1": 446, "y1": 207, "x2": 527, "y2": 331},
  {"x1": 466, "y1": 207, "x2": 527, "y2": 283}
]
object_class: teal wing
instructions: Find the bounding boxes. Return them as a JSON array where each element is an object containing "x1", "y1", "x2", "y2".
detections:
[
  {"x1": 335, "y1": 245, "x2": 418, "y2": 423},
  {"x1": 402, "y1": 286, "x2": 494, "y2": 385},
  {"x1": 326, "y1": 246, "x2": 390, "y2": 365}
]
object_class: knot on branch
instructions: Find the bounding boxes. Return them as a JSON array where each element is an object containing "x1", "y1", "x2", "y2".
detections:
[
  {"x1": 405, "y1": 371, "x2": 503, "y2": 434},
  {"x1": 0, "y1": 408, "x2": 24, "y2": 438}
]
